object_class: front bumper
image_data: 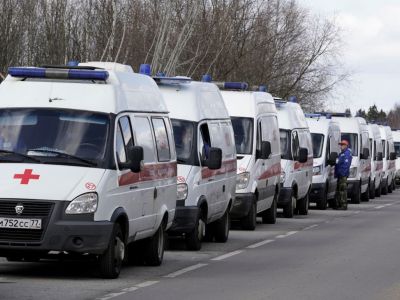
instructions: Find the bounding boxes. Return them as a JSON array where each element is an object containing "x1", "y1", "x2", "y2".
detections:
[
  {"x1": 277, "y1": 186, "x2": 293, "y2": 207},
  {"x1": 310, "y1": 183, "x2": 326, "y2": 203},
  {"x1": 0, "y1": 200, "x2": 113, "y2": 257},
  {"x1": 169, "y1": 205, "x2": 199, "y2": 234},
  {"x1": 346, "y1": 179, "x2": 360, "y2": 197},
  {"x1": 230, "y1": 193, "x2": 254, "y2": 219}
]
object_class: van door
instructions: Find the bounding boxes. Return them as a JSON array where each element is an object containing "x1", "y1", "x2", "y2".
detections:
[
  {"x1": 292, "y1": 130, "x2": 303, "y2": 195},
  {"x1": 115, "y1": 115, "x2": 151, "y2": 235}
]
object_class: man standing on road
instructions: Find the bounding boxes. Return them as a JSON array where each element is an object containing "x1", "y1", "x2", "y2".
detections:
[{"x1": 334, "y1": 140, "x2": 353, "y2": 210}]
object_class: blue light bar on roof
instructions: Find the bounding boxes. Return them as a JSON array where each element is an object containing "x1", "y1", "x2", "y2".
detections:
[
  {"x1": 139, "y1": 64, "x2": 151, "y2": 76},
  {"x1": 202, "y1": 74, "x2": 212, "y2": 82},
  {"x1": 305, "y1": 113, "x2": 321, "y2": 118},
  {"x1": 258, "y1": 85, "x2": 267, "y2": 92},
  {"x1": 153, "y1": 76, "x2": 192, "y2": 85},
  {"x1": 215, "y1": 81, "x2": 248, "y2": 90},
  {"x1": 8, "y1": 67, "x2": 109, "y2": 80}
]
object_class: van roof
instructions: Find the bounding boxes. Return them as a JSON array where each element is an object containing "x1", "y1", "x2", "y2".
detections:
[
  {"x1": 332, "y1": 116, "x2": 361, "y2": 134},
  {"x1": 306, "y1": 116, "x2": 338, "y2": 135},
  {"x1": 0, "y1": 62, "x2": 168, "y2": 114},
  {"x1": 276, "y1": 101, "x2": 308, "y2": 130},
  {"x1": 220, "y1": 90, "x2": 276, "y2": 118},
  {"x1": 158, "y1": 80, "x2": 230, "y2": 121},
  {"x1": 368, "y1": 123, "x2": 382, "y2": 140}
]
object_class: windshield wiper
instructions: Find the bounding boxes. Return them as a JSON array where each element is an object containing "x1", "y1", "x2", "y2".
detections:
[
  {"x1": 0, "y1": 150, "x2": 41, "y2": 162},
  {"x1": 27, "y1": 149, "x2": 97, "y2": 166}
]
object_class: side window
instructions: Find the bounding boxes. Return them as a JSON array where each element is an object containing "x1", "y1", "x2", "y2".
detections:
[
  {"x1": 132, "y1": 116, "x2": 156, "y2": 163},
  {"x1": 261, "y1": 116, "x2": 280, "y2": 155},
  {"x1": 292, "y1": 131, "x2": 300, "y2": 160},
  {"x1": 325, "y1": 136, "x2": 331, "y2": 165},
  {"x1": 199, "y1": 123, "x2": 211, "y2": 161},
  {"x1": 115, "y1": 116, "x2": 134, "y2": 165},
  {"x1": 256, "y1": 120, "x2": 262, "y2": 153},
  {"x1": 152, "y1": 118, "x2": 171, "y2": 162},
  {"x1": 221, "y1": 122, "x2": 235, "y2": 159}
]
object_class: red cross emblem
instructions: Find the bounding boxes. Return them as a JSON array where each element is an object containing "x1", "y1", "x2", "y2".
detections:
[{"x1": 14, "y1": 169, "x2": 40, "y2": 184}]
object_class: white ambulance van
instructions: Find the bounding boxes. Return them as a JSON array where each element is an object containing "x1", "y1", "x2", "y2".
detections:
[
  {"x1": 380, "y1": 126, "x2": 396, "y2": 193},
  {"x1": 392, "y1": 129, "x2": 400, "y2": 184},
  {"x1": 276, "y1": 98, "x2": 313, "y2": 218},
  {"x1": 219, "y1": 84, "x2": 281, "y2": 230},
  {"x1": 305, "y1": 114, "x2": 340, "y2": 209},
  {"x1": 332, "y1": 114, "x2": 370, "y2": 203},
  {"x1": 0, "y1": 62, "x2": 177, "y2": 278},
  {"x1": 367, "y1": 124, "x2": 384, "y2": 198},
  {"x1": 152, "y1": 71, "x2": 236, "y2": 250}
]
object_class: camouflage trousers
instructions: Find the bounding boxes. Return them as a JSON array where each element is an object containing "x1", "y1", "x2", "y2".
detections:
[{"x1": 335, "y1": 176, "x2": 348, "y2": 209}]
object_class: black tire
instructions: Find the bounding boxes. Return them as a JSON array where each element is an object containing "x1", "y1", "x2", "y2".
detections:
[
  {"x1": 214, "y1": 209, "x2": 230, "y2": 243},
  {"x1": 144, "y1": 223, "x2": 165, "y2": 266},
  {"x1": 99, "y1": 223, "x2": 125, "y2": 279},
  {"x1": 376, "y1": 182, "x2": 381, "y2": 197},
  {"x1": 316, "y1": 187, "x2": 328, "y2": 210},
  {"x1": 369, "y1": 180, "x2": 375, "y2": 199},
  {"x1": 351, "y1": 184, "x2": 361, "y2": 204},
  {"x1": 388, "y1": 178, "x2": 393, "y2": 193},
  {"x1": 362, "y1": 182, "x2": 370, "y2": 202},
  {"x1": 382, "y1": 180, "x2": 388, "y2": 195},
  {"x1": 6, "y1": 256, "x2": 23, "y2": 262},
  {"x1": 185, "y1": 212, "x2": 205, "y2": 250},
  {"x1": 125, "y1": 241, "x2": 145, "y2": 266},
  {"x1": 283, "y1": 192, "x2": 295, "y2": 218},
  {"x1": 262, "y1": 194, "x2": 277, "y2": 224},
  {"x1": 241, "y1": 201, "x2": 256, "y2": 230},
  {"x1": 298, "y1": 191, "x2": 309, "y2": 215}
]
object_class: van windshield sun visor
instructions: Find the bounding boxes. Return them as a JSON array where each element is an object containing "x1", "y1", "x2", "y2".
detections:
[{"x1": 8, "y1": 67, "x2": 109, "y2": 81}]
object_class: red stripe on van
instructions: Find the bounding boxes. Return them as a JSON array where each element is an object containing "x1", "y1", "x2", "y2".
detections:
[
  {"x1": 118, "y1": 161, "x2": 177, "y2": 186},
  {"x1": 258, "y1": 162, "x2": 282, "y2": 180},
  {"x1": 201, "y1": 159, "x2": 237, "y2": 179},
  {"x1": 362, "y1": 163, "x2": 371, "y2": 173},
  {"x1": 375, "y1": 161, "x2": 383, "y2": 171},
  {"x1": 294, "y1": 156, "x2": 313, "y2": 170}
]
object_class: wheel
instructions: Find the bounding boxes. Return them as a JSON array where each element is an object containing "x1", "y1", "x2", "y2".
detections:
[
  {"x1": 316, "y1": 187, "x2": 328, "y2": 210},
  {"x1": 297, "y1": 192, "x2": 309, "y2": 215},
  {"x1": 388, "y1": 178, "x2": 393, "y2": 193},
  {"x1": 144, "y1": 223, "x2": 165, "y2": 266},
  {"x1": 369, "y1": 180, "x2": 375, "y2": 199},
  {"x1": 362, "y1": 182, "x2": 370, "y2": 202},
  {"x1": 382, "y1": 180, "x2": 388, "y2": 195},
  {"x1": 375, "y1": 182, "x2": 381, "y2": 197},
  {"x1": 6, "y1": 256, "x2": 23, "y2": 262},
  {"x1": 214, "y1": 209, "x2": 230, "y2": 243},
  {"x1": 262, "y1": 194, "x2": 277, "y2": 224},
  {"x1": 393, "y1": 180, "x2": 396, "y2": 190},
  {"x1": 351, "y1": 184, "x2": 361, "y2": 204},
  {"x1": 283, "y1": 192, "x2": 295, "y2": 218},
  {"x1": 185, "y1": 212, "x2": 205, "y2": 250},
  {"x1": 99, "y1": 223, "x2": 125, "y2": 279},
  {"x1": 241, "y1": 201, "x2": 256, "y2": 230}
]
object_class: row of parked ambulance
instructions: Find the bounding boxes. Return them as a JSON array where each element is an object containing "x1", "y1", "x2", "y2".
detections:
[{"x1": 0, "y1": 61, "x2": 398, "y2": 279}]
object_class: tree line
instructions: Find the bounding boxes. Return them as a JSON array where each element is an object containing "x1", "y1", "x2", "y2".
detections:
[
  {"x1": 356, "y1": 105, "x2": 400, "y2": 130},
  {"x1": 0, "y1": 0, "x2": 348, "y2": 110}
]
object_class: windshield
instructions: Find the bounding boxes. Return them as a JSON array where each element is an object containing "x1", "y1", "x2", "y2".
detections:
[
  {"x1": 280, "y1": 129, "x2": 291, "y2": 159},
  {"x1": 231, "y1": 117, "x2": 253, "y2": 155},
  {"x1": 172, "y1": 119, "x2": 195, "y2": 163},
  {"x1": 341, "y1": 133, "x2": 358, "y2": 156},
  {"x1": 311, "y1": 133, "x2": 324, "y2": 158},
  {"x1": 395, "y1": 142, "x2": 400, "y2": 158},
  {"x1": 0, "y1": 108, "x2": 110, "y2": 166}
]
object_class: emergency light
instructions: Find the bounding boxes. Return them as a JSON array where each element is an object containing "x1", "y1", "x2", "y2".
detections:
[
  {"x1": 8, "y1": 67, "x2": 109, "y2": 81},
  {"x1": 153, "y1": 76, "x2": 192, "y2": 85},
  {"x1": 139, "y1": 64, "x2": 151, "y2": 76},
  {"x1": 215, "y1": 82, "x2": 248, "y2": 90},
  {"x1": 258, "y1": 85, "x2": 267, "y2": 92},
  {"x1": 315, "y1": 111, "x2": 351, "y2": 118},
  {"x1": 289, "y1": 96, "x2": 297, "y2": 103},
  {"x1": 305, "y1": 113, "x2": 321, "y2": 118},
  {"x1": 202, "y1": 74, "x2": 212, "y2": 83}
]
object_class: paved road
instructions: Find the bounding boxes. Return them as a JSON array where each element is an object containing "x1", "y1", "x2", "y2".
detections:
[{"x1": 1, "y1": 191, "x2": 400, "y2": 300}]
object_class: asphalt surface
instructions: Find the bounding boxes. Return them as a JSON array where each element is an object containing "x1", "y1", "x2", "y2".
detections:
[{"x1": 1, "y1": 190, "x2": 400, "y2": 300}]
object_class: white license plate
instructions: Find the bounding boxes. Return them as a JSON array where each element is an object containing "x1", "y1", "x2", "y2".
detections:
[{"x1": 0, "y1": 217, "x2": 42, "y2": 229}]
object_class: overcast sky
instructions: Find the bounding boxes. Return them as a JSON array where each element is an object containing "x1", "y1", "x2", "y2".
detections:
[{"x1": 298, "y1": 0, "x2": 400, "y2": 114}]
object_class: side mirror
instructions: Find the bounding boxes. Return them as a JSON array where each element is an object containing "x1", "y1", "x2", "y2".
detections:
[
  {"x1": 377, "y1": 152, "x2": 383, "y2": 161},
  {"x1": 361, "y1": 148, "x2": 369, "y2": 159},
  {"x1": 328, "y1": 152, "x2": 338, "y2": 166},
  {"x1": 298, "y1": 148, "x2": 308, "y2": 163},
  {"x1": 120, "y1": 146, "x2": 144, "y2": 173},
  {"x1": 390, "y1": 152, "x2": 397, "y2": 160},
  {"x1": 207, "y1": 147, "x2": 222, "y2": 170},
  {"x1": 259, "y1": 141, "x2": 272, "y2": 159}
]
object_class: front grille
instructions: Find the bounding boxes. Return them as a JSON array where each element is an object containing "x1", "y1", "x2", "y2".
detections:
[{"x1": 0, "y1": 200, "x2": 54, "y2": 242}]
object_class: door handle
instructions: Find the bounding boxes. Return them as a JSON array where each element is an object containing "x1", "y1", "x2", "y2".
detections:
[
  {"x1": 129, "y1": 186, "x2": 138, "y2": 190},
  {"x1": 208, "y1": 178, "x2": 214, "y2": 182}
]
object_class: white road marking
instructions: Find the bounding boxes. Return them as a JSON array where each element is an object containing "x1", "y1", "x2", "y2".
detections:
[
  {"x1": 121, "y1": 287, "x2": 138, "y2": 292},
  {"x1": 212, "y1": 250, "x2": 244, "y2": 261},
  {"x1": 276, "y1": 231, "x2": 298, "y2": 238},
  {"x1": 96, "y1": 292, "x2": 126, "y2": 300},
  {"x1": 303, "y1": 224, "x2": 318, "y2": 230},
  {"x1": 247, "y1": 239, "x2": 275, "y2": 249},
  {"x1": 164, "y1": 263, "x2": 208, "y2": 278},
  {"x1": 375, "y1": 205, "x2": 386, "y2": 209},
  {"x1": 136, "y1": 280, "x2": 159, "y2": 288}
]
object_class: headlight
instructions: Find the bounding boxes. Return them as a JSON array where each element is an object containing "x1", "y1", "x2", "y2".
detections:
[
  {"x1": 177, "y1": 183, "x2": 188, "y2": 200},
  {"x1": 66, "y1": 193, "x2": 98, "y2": 214},
  {"x1": 313, "y1": 165, "x2": 322, "y2": 176},
  {"x1": 349, "y1": 167, "x2": 357, "y2": 178},
  {"x1": 280, "y1": 170, "x2": 286, "y2": 184},
  {"x1": 236, "y1": 172, "x2": 250, "y2": 190}
]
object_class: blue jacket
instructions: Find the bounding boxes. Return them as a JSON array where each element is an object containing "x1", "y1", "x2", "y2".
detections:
[{"x1": 335, "y1": 148, "x2": 352, "y2": 178}]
